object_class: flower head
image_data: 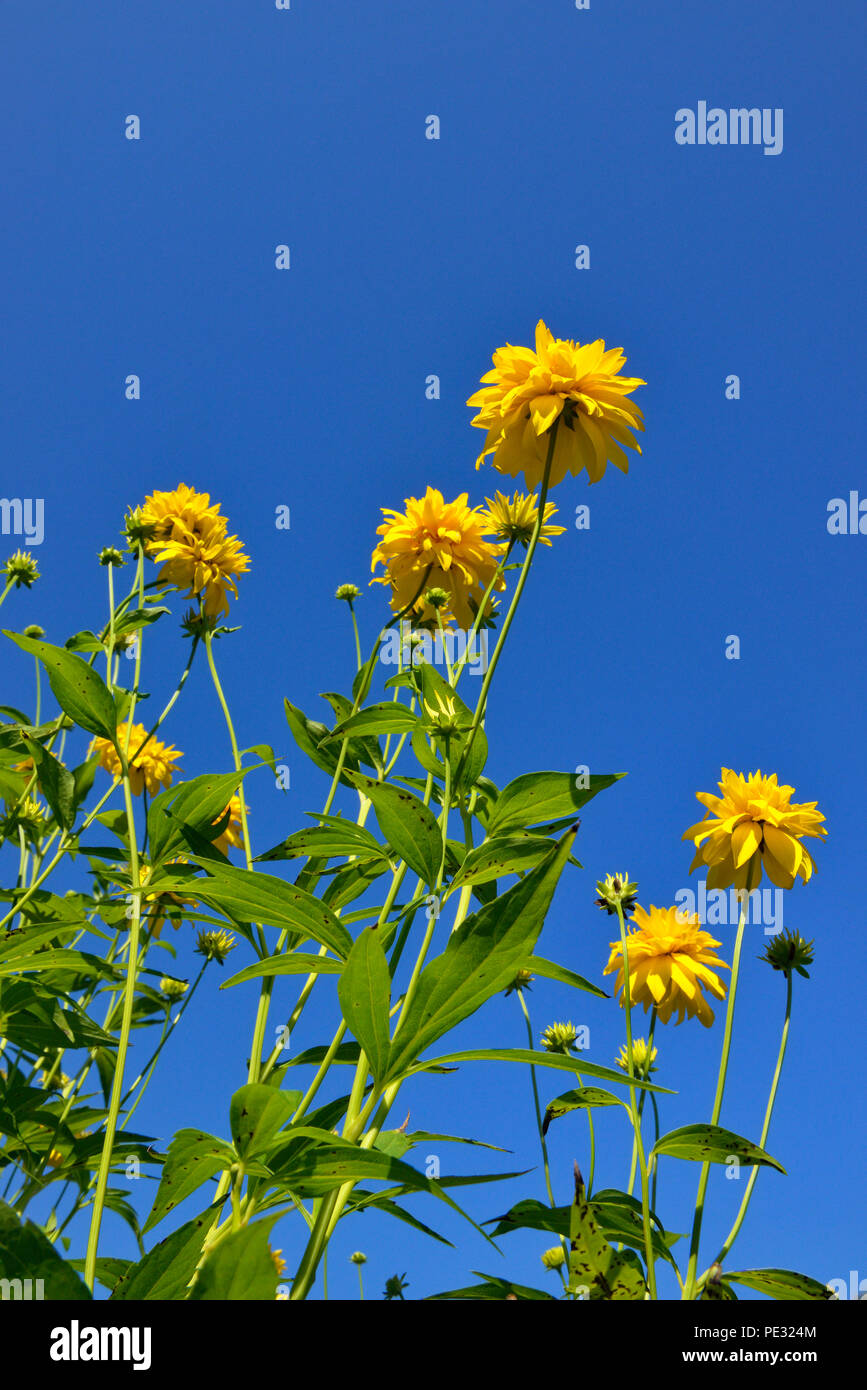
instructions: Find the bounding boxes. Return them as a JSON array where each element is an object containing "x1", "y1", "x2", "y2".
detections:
[
  {"x1": 383, "y1": 1272, "x2": 409, "y2": 1300},
  {"x1": 760, "y1": 928, "x2": 815, "y2": 980},
  {"x1": 3, "y1": 550, "x2": 40, "y2": 589},
  {"x1": 1, "y1": 797, "x2": 47, "y2": 844},
  {"x1": 195, "y1": 928, "x2": 236, "y2": 964},
  {"x1": 467, "y1": 320, "x2": 645, "y2": 489},
  {"x1": 91, "y1": 723, "x2": 182, "y2": 797},
  {"x1": 335, "y1": 583, "x2": 361, "y2": 603},
  {"x1": 370, "y1": 487, "x2": 505, "y2": 628},
  {"x1": 160, "y1": 976, "x2": 189, "y2": 1000},
  {"x1": 595, "y1": 871, "x2": 639, "y2": 917},
  {"x1": 541, "y1": 1246, "x2": 566, "y2": 1271},
  {"x1": 504, "y1": 968, "x2": 534, "y2": 996},
  {"x1": 137, "y1": 484, "x2": 250, "y2": 618},
  {"x1": 483, "y1": 490, "x2": 565, "y2": 547},
  {"x1": 98, "y1": 547, "x2": 125, "y2": 568},
  {"x1": 349, "y1": 1251, "x2": 367, "y2": 1266},
  {"x1": 211, "y1": 796, "x2": 247, "y2": 856},
  {"x1": 683, "y1": 769, "x2": 827, "y2": 892},
  {"x1": 541, "y1": 1021, "x2": 581, "y2": 1055},
  {"x1": 616, "y1": 1037, "x2": 658, "y2": 1076},
  {"x1": 604, "y1": 905, "x2": 730, "y2": 1027},
  {"x1": 270, "y1": 1249, "x2": 288, "y2": 1278}
]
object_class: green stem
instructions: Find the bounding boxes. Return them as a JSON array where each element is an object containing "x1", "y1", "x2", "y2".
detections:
[
  {"x1": 453, "y1": 424, "x2": 558, "y2": 786},
  {"x1": 83, "y1": 773, "x2": 142, "y2": 1290},
  {"x1": 614, "y1": 899, "x2": 657, "y2": 1298},
  {"x1": 711, "y1": 968, "x2": 793, "y2": 1271},
  {"x1": 682, "y1": 865, "x2": 757, "y2": 1300}
]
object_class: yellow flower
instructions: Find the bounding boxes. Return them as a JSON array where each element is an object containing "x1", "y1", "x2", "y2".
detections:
[
  {"x1": 482, "y1": 490, "x2": 566, "y2": 547},
  {"x1": 212, "y1": 796, "x2": 247, "y2": 855},
  {"x1": 467, "y1": 319, "x2": 645, "y2": 489},
  {"x1": 370, "y1": 487, "x2": 505, "y2": 628},
  {"x1": 91, "y1": 722, "x2": 182, "y2": 797},
  {"x1": 683, "y1": 768, "x2": 827, "y2": 892},
  {"x1": 603, "y1": 905, "x2": 730, "y2": 1028},
  {"x1": 271, "y1": 1249, "x2": 288, "y2": 1278},
  {"x1": 616, "y1": 1038, "x2": 658, "y2": 1076},
  {"x1": 138, "y1": 484, "x2": 250, "y2": 618},
  {"x1": 138, "y1": 483, "x2": 224, "y2": 541}
]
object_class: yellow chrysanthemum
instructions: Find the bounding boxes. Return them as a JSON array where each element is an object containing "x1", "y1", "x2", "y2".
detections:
[
  {"x1": 482, "y1": 490, "x2": 565, "y2": 547},
  {"x1": 683, "y1": 768, "x2": 827, "y2": 892},
  {"x1": 91, "y1": 722, "x2": 182, "y2": 797},
  {"x1": 138, "y1": 484, "x2": 250, "y2": 618},
  {"x1": 138, "y1": 483, "x2": 225, "y2": 542},
  {"x1": 212, "y1": 796, "x2": 247, "y2": 855},
  {"x1": 467, "y1": 319, "x2": 645, "y2": 489},
  {"x1": 370, "y1": 487, "x2": 505, "y2": 628},
  {"x1": 603, "y1": 905, "x2": 730, "y2": 1028}
]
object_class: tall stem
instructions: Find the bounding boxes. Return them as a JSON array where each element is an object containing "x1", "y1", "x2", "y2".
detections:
[
  {"x1": 682, "y1": 865, "x2": 757, "y2": 1300},
  {"x1": 614, "y1": 900, "x2": 657, "y2": 1298}
]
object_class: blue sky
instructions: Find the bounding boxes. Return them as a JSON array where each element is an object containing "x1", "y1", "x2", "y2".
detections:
[{"x1": 1, "y1": 0, "x2": 864, "y2": 1300}]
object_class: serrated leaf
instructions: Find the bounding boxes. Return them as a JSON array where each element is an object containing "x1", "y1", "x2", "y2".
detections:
[
  {"x1": 4, "y1": 632, "x2": 117, "y2": 741},
  {"x1": 347, "y1": 772, "x2": 442, "y2": 888},
  {"x1": 337, "y1": 928, "x2": 392, "y2": 1085},
  {"x1": 143, "y1": 1130, "x2": 234, "y2": 1234}
]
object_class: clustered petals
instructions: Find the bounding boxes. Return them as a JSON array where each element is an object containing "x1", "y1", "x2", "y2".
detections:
[
  {"x1": 467, "y1": 319, "x2": 645, "y2": 489},
  {"x1": 683, "y1": 768, "x2": 826, "y2": 891},
  {"x1": 370, "y1": 486, "x2": 505, "y2": 628},
  {"x1": 604, "y1": 905, "x2": 730, "y2": 1028}
]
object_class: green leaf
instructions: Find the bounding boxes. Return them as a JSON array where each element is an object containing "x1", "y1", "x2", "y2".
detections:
[
  {"x1": 412, "y1": 1048, "x2": 671, "y2": 1093},
  {"x1": 725, "y1": 1268, "x2": 834, "y2": 1301},
  {"x1": 414, "y1": 662, "x2": 487, "y2": 792},
  {"x1": 324, "y1": 702, "x2": 421, "y2": 741},
  {"x1": 487, "y1": 770, "x2": 623, "y2": 834},
  {"x1": 189, "y1": 1218, "x2": 280, "y2": 1300},
  {"x1": 651, "y1": 1124, "x2": 786, "y2": 1173},
  {"x1": 337, "y1": 928, "x2": 392, "y2": 1085},
  {"x1": 22, "y1": 738, "x2": 77, "y2": 830},
  {"x1": 521, "y1": 954, "x2": 608, "y2": 1000},
  {"x1": 256, "y1": 823, "x2": 387, "y2": 864},
  {"x1": 0, "y1": 950, "x2": 120, "y2": 978},
  {"x1": 143, "y1": 1130, "x2": 234, "y2": 1234},
  {"x1": 449, "y1": 833, "x2": 557, "y2": 889},
  {"x1": 147, "y1": 770, "x2": 249, "y2": 867},
  {"x1": 427, "y1": 1271, "x2": 556, "y2": 1301},
  {"x1": 110, "y1": 1210, "x2": 212, "y2": 1300},
  {"x1": 220, "y1": 952, "x2": 343, "y2": 990},
  {"x1": 169, "y1": 860, "x2": 353, "y2": 960},
  {"x1": 4, "y1": 632, "x2": 117, "y2": 741},
  {"x1": 543, "y1": 1087, "x2": 627, "y2": 1133},
  {"x1": 284, "y1": 698, "x2": 355, "y2": 781},
  {"x1": 0, "y1": 1199, "x2": 91, "y2": 1299},
  {"x1": 347, "y1": 772, "x2": 442, "y2": 888},
  {"x1": 568, "y1": 1167, "x2": 647, "y2": 1300},
  {"x1": 385, "y1": 828, "x2": 577, "y2": 1082},
  {"x1": 229, "y1": 1084, "x2": 292, "y2": 1159}
]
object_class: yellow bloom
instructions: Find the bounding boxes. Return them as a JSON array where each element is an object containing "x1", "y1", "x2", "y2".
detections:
[
  {"x1": 616, "y1": 1037, "x2": 658, "y2": 1076},
  {"x1": 683, "y1": 768, "x2": 827, "y2": 892},
  {"x1": 138, "y1": 483, "x2": 224, "y2": 541},
  {"x1": 92, "y1": 722, "x2": 182, "y2": 797},
  {"x1": 370, "y1": 486, "x2": 505, "y2": 628},
  {"x1": 604, "y1": 905, "x2": 730, "y2": 1028},
  {"x1": 138, "y1": 484, "x2": 250, "y2": 618},
  {"x1": 468, "y1": 319, "x2": 645, "y2": 489},
  {"x1": 482, "y1": 490, "x2": 565, "y2": 547},
  {"x1": 212, "y1": 796, "x2": 247, "y2": 855}
]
